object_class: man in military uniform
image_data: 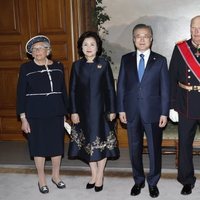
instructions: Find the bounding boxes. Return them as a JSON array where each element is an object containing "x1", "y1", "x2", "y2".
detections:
[{"x1": 169, "y1": 15, "x2": 200, "y2": 195}]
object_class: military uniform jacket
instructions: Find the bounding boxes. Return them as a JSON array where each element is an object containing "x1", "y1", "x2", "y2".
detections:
[
  {"x1": 16, "y1": 60, "x2": 68, "y2": 118},
  {"x1": 169, "y1": 39, "x2": 200, "y2": 119}
]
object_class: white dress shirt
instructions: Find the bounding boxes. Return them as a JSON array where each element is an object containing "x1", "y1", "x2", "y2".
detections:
[{"x1": 136, "y1": 49, "x2": 150, "y2": 70}]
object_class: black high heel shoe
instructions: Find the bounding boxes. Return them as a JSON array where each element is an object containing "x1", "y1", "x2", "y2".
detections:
[
  {"x1": 86, "y1": 183, "x2": 95, "y2": 189},
  {"x1": 38, "y1": 182, "x2": 49, "y2": 194},
  {"x1": 51, "y1": 178, "x2": 66, "y2": 189},
  {"x1": 95, "y1": 185, "x2": 103, "y2": 192}
]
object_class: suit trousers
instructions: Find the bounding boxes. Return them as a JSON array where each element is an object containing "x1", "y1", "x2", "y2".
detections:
[
  {"x1": 177, "y1": 114, "x2": 199, "y2": 185},
  {"x1": 127, "y1": 114, "x2": 163, "y2": 186}
]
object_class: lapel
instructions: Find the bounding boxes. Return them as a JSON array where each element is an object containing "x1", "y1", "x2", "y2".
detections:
[
  {"x1": 141, "y1": 51, "x2": 157, "y2": 82},
  {"x1": 128, "y1": 52, "x2": 138, "y2": 81},
  {"x1": 132, "y1": 52, "x2": 138, "y2": 75}
]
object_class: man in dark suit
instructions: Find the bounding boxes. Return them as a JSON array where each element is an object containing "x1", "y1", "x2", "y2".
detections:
[
  {"x1": 169, "y1": 15, "x2": 200, "y2": 195},
  {"x1": 117, "y1": 24, "x2": 170, "y2": 198}
]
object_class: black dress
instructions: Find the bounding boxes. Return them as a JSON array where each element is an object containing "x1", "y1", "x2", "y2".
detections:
[
  {"x1": 16, "y1": 60, "x2": 68, "y2": 157},
  {"x1": 68, "y1": 57, "x2": 119, "y2": 162}
]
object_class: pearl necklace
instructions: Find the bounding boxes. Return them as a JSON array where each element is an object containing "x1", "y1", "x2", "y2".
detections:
[{"x1": 34, "y1": 58, "x2": 48, "y2": 66}]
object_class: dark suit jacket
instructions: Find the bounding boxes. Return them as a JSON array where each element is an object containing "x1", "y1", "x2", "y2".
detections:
[
  {"x1": 16, "y1": 60, "x2": 68, "y2": 118},
  {"x1": 117, "y1": 51, "x2": 170, "y2": 123},
  {"x1": 169, "y1": 39, "x2": 200, "y2": 119}
]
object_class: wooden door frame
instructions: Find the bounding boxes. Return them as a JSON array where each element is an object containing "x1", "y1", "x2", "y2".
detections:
[{"x1": 71, "y1": 0, "x2": 96, "y2": 60}]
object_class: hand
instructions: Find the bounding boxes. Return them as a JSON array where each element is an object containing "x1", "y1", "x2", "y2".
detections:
[
  {"x1": 21, "y1": 118, "x2": 31, "y2": 134},
  {"x1": 159, "y1": 115, "x2": 168, "y2": 128},
  {"x1": 108, "y1": 113, "x2": 116, "y2": 121},
  {"x1": 71, "y1": 113, "x2": 80, "y2": 124},
  {"x1": 169, "y1": 109, "x2": 179, "y2": 122},
  {"x1": 119, "y1": 112, "x2": 127, "y2": 124}
]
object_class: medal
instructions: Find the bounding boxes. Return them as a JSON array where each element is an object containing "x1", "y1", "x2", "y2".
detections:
[{"x1": 195, "y1": 44, "x2": 200, "y2": 57}]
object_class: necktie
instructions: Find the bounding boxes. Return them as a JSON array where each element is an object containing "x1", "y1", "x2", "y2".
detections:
[{"x1": 138, "y1": 54, "x2": 145, "y2": 82}]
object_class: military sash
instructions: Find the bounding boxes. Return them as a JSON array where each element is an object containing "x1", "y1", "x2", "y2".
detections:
[{"x1": 177, "y1": 41, "x2": 200, "y2": 80}]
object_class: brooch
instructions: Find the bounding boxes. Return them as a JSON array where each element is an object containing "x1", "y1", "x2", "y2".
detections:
[{"x1": 97, "y1": 64, "x2": 102, "y2": 69}]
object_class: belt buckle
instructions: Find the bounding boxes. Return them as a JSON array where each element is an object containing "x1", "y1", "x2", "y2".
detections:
[{"x1": 192, "y1": 85, "x2": 198, "y2": 90}]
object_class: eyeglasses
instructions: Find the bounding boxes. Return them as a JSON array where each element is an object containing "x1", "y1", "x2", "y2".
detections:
[
  {"x1": 31, "y1": 46, "x2": 48, "y2": 53},
  {"x1": 134, "y1": 35, "x2": 152, "y2": 40},
  {"x1": 191, "y1": 27, "x2": 200, "y2": 32}
]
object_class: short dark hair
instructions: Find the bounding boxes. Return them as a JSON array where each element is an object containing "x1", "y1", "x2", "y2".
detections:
[
  {"x1": 77, "y1": 31, "x2": 103, "y2": 57},
  {"x1": 132, "y1": 24, "x2": 153, "y2": 37}
]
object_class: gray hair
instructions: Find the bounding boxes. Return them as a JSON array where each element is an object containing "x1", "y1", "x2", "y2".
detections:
[
  {"x1": 190, "y1": 15, "x2": 200, "y2": 27},
  {"x1": 42, "y1": 41, "x2": 51, "y2": 55}
]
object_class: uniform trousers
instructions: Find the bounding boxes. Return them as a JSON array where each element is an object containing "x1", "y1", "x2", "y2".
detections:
[{"x1": 177, "y1": 114, "x2": 200, "y2": 185}]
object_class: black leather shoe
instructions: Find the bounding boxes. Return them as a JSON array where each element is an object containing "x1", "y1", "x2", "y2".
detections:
[
  {"x1": 38, "y1": 182, "x2": 49, "y2": 194},
  {"x1": 86, "y1": 183, "x2": 95, "y2": 189},
  {"x1": 149, "y1": 185, "x2": 159, "y2": 198},
  {"x1": 181, "y1": 184, "x2": 194, "y2": 195},
  {"x1": 95, "y1": 185, "x2": 103, "y2": 192},
  {"x1": 130, "y1": 182, "x2": 145, "y2": 196},
  {"x1": 51, "y1": 178, "x2": 66, "y2": 189}
]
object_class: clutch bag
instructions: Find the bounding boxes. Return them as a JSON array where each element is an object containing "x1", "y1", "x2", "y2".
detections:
[{"x1": 64, "y1": 121, "x2": 71, "y2": 134}]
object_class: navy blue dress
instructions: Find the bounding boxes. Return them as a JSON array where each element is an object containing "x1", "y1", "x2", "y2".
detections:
[
  {"x1": 68, "y1": 57, "x2": 119, "y2": 162},
  {"x1": 16, "y1": 60, "x2": 68, "y2": 157}
]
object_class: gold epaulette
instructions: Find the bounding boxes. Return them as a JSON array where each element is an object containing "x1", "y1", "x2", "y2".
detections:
[{"x1": 176, "y1": 39, "x2": 187, "y2": 45}]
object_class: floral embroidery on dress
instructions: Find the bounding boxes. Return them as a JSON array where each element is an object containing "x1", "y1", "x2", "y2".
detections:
[
  {"x1": 70, "y1": 126, "x2": 85, "y2": 149},
  {"x1": 70, "y1": 126, "x2": 118, "y2": 156}
]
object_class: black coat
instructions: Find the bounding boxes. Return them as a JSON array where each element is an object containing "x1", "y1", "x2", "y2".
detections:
[{"x1": 68, "y1": 57, "x2": 119, "y2": 162}]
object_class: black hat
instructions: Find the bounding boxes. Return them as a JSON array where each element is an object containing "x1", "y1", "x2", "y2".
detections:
[{"x1": 25, "y1": 35, "x2": 50, "y2": 54}]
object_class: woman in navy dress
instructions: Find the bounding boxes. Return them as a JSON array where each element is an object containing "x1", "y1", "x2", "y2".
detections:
[
  {"x1": 68, "y1": 31, "x2": 119, "y2": 192},
  {"x1": 16, "y1": 35, "x2": 68, "y2": 193}
]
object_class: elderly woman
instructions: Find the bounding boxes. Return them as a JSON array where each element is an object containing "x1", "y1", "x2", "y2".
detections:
[
  {"x1": 16, "y1": 35, "x2": 68, "y2": 193},
  {"x1": 68, "y1": 31, "x2": 119, "y2": 192}
]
